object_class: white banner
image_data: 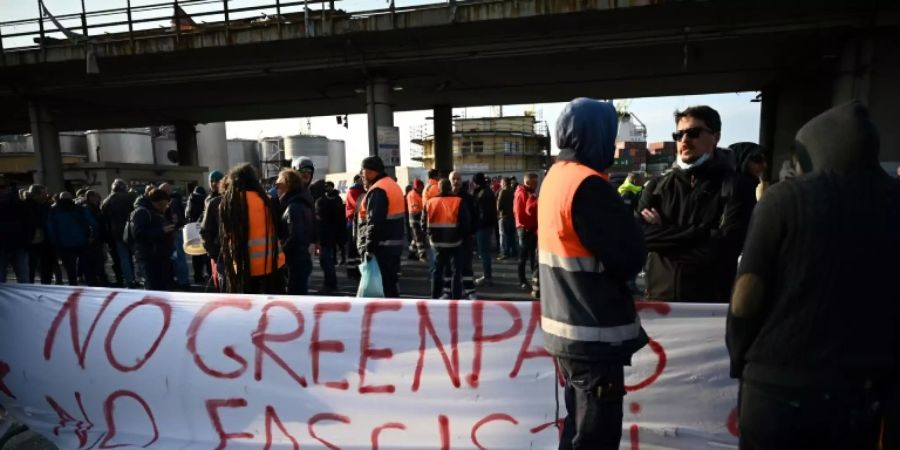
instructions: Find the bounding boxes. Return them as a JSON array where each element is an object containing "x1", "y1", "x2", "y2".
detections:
[{"x1": 0, "y1": 285, "x2": 739, "y2": 449}]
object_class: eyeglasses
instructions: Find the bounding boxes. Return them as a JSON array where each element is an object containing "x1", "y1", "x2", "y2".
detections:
[
  {"x1": 299, "y1": 168, "x2": 313, "y2": 175},
  {"x1": 672, "y1": 127, "x2": 713, "y2": 141}
]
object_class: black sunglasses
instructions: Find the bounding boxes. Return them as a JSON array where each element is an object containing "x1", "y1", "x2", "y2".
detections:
[{"x1": 672, "y1": 127, "x2": 713, "y2": 141}]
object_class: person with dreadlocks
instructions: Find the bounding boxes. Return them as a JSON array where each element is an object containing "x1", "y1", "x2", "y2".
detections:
[{"x1": 219, "y1": 164, "x2": 285, "y2": 294}]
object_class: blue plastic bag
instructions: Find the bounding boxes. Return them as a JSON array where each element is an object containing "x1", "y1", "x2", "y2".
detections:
[{"x1": 356, "y1": 255, "x2": 385, "y2": 298}]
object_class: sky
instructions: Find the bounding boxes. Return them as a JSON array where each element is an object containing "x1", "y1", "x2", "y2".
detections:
[
  {"x1": 2, "y1": 1, "x2": 762, "y2": 171},
  {"x1": 226, "y1": 92, "x2": 761, "y2": 173}
]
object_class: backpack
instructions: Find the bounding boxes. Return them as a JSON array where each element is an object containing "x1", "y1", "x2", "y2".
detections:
[{"x1": 123, "y1": 206, "x2": 151, "y2": 246}]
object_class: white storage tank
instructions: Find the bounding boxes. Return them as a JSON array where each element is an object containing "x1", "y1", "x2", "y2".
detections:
[
  {"x1": 227, "y1": 139, "x2": 260, "y2": 173},
  {"x1": 197, "y1": 123, "x2": 229, "y2": 174},
  {"x1": 327, "y1": 139, "x2": 346, "y2": 174},
  {"x1": 259, "y1": 137, "x2": 284, "y2": 179},
  {"x1": 153, "y1": 136, "x2": 179, "y2": 166},
  {"x1": 284, "y1": 134, "x2": 329, "y2": 174},
  {"x1": 58, "y1": 132, "x2": 88, "y2": 156},
  {"x1": 86, "y1": 128, "x2": 154, "y2": 164}
]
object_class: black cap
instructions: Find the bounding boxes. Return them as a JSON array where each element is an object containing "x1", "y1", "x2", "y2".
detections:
[{"x1": 361, "y1": 155, "x2": 386, "y2": 174}]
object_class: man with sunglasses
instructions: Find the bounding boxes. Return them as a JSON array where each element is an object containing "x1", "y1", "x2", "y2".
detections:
[{"x1": 638, "y1": 105, "x2": 756, "y2": 303}]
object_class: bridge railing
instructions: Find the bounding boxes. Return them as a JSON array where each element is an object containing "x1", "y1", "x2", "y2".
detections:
[{"x1": 0, "y1": 0, "x2": 452, "y2": 52}]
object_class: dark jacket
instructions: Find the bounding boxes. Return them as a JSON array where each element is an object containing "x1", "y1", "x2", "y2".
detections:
[
  {"x1": 729, "y1": 142, "x2": 764, "y2": 191},
  {"x1": 166, "y1": 191, "x2": 187, "y2": 229},
  {"x1": 130, "y1": 196, "x2": 171, "y2": 260},
  {"x1": 473, "y1": 183, "x2": 498, "y2": 229},
  {"x1": 727, "y1": 101, "x2": 900, "y2": 387},
  {"x1": 200, "y1": 193, "x2": 222, "y2": 259},
  {"x1": 0, "y1": 191, "x2": 30, "y2": 251},
  {"x1": 540, "y1": 98, "x2": 648, "y2": 362},
  {"x1": 23, "y1": 197, "x2": 49, "y2": 245},
  {"x1": 101, "y1": 191, "x2": 137, "y2": 245},
  {"x1": 638, "y1": 147, "x2": 756, "y2": 302},
  {"x1": 186, "y1": 187, "x2": 207, "y2": 223},
  {"x1": 496, "y1": 186, "x2": 515, "y2": 221},
  {"x1": 280, "y1": 188, "x2": 316, "y2": 260},
  {"x1": 316, "y1": 191, "x2": 346, "y2": 246},
  {"x1": 84, "y1": 203, "x2": 107, "y2": 245},
  {"x1": 47, "y1": 199, "x2": 95, "y2": 249}
]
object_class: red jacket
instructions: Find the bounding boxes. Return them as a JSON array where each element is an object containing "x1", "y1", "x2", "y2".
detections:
[
  {"x1": 345, "y1": 183, "x2": 365, "y2": 221},
  {"x1": 514, "y1": 184, "x2": 538, "y2": 231}
]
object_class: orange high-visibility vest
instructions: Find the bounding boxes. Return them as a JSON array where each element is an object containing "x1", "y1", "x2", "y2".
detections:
[
  {"x1": 245, "y1": 191, "x2": 285, "y2": 276},
  {"x1": 537, "y1": 160, "x2": 644, "y2": 358},
  {"x1": 425, "y1": 195, "x2": 462, "y2": 248},
  {"x1": 407, "y1": 189, "x2": 423, "y2": 216},
  {"x1": 358, "y1": 176, "x2": 406, "y2": 248},
  {"x1": 422, "y1": 179, "x2": 440, "y2": 206}
]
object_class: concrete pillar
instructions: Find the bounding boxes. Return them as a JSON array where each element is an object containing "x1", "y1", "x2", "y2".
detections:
[
  {"x1": 366, "y1": 76, "x2": 394, "y2": 158},
  {"x1": 433, "y1": 104, "x2": 453, "y2": 175},
  {"x1": 175, "y1": 121, "x2": 199, "y2": 166},
  {"x1": 28, "y1": 102, "x2": 64, "y2": 193}
]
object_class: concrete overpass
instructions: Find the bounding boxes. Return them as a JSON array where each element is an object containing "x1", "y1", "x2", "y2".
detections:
[{"x1": 1, "y1": 0, "x2": 899, "y2": 191}]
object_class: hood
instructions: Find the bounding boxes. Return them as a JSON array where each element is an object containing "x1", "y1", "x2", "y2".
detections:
[
  {"x1": 281, "y1": 188, "x2": 314, "y2": 208},
  {"x1": 794, "y1": 100, "x2": 880, "y2": 173},
  {"x1": 516, "y1": 184, "x2": 532, "y2": 195},
  {"x1": 728, "y1": 142, "x2": 765, "y2": 174},
  {"x1": 413, "y1": 179, "x2": 424, "y2": 191},
  {"x1": 555, "y1": 98, "x2": 618, "y2": 172},
  {"x1": 136, "y1": 195, "x2": 154, "y2": 210},
  {"x1": 192, "y1": 186, "x2": 207, "y2": 197}
]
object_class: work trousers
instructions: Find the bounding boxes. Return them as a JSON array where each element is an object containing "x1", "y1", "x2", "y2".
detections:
[{"x1": 557, "y1": 357, "x2": 625, "y2": 450}]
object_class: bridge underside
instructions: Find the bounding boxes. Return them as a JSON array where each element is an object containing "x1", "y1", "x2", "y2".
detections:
[{"x1": 0, "y1": 1, "x2": 897, "y2": 134}]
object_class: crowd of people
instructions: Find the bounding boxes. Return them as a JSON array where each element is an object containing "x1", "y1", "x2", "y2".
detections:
[{"x1": 0, "y1": 98, "x2": 897, "y2": 450}]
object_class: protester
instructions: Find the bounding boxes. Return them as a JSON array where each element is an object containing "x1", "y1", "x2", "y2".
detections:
[
  {"x1": 472, "y1": 173, "x2": 497, "y2": 287},
  {"x1": 617, "y1": 172, "x2": 643, "y2": 211},
  {"x1": 407, "y1": 178, "x2": 427, "y2": 261},
  {"x1": 159, "y1": 183, "x2": 190, "y2": 289},
  {"x1": 357, "y1": 156, "x2": 405, "y2": 298},
  {"x1": 514, "y1": 172, "x2": 539, "y2": 290},
  {"x1": 729, "y1": 142, "x2": 768, "y2": 200},
  {"x1": 726, "y1": 101, "x2": 899, "y2": 450},
  {"x1": 450, "y1": 171, "x2": 478, "y2": 299},
  {"x1": 424, "y1": 178, "x2": 468, "y2": 299},
  {"x1": 201, "y1": 170, "x2": 225, "y2": 290},
  {"x1": 47, "y1": 191, "x2": 95, "y2": 286},
  {"x1": 129, "y1": 188, "x2": 175, "y2": 291},
  {"x1": 220, "y1": 164, "x2": 285, "y2": 294},
  {"x1": 638, "y1": 105, "x2": 756, "y2": 302},
  {"x1": 540, "y1": 98, "x2": 648, "y2": 450},
  {"x1": 277, "y1": 168, "x2": 315, "y2": 295},
  {"x1": 344, "y1": 174, "x2": 365, "y2": 281},
  {"x1": 0, "y1": 176, "x2": 30, "y2": 283},
  {"x1": 101, "y1": 179, "x2": 137, "y2": 287},
  {"x1": 496, "y1": 177, "x2": 517, "y2": 260},
  {"x1": 24, "y1": 185, "x2": 55, "y2": 284},
  {"x1": 422, "y1": 168, "x2": 441, "y2": 205},
  {"x1": 186, "y1": 185, "x2": 210, "y2": 284},
  {"x1": 81, "y1": 190, "x2": 107, "y2": 286},
  {"x1": 316, "y1": 181, "x2": 345, "y2": 293}
]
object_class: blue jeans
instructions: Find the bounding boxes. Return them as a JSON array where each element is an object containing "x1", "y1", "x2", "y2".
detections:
[
  {"x1": 115, "y1": 240, "x2": 135, "y2": 284},
  {"x1": 499, "y1": 218, "x2": 517, "y2": 257},
  {"x1": 319, "y1": 245, "x2": 337, "y2": 289},
  {"x1": 172, "y1": 232, "x2": 190, "y2": 286},
  {"x1": 0, "y1": 248, "x2": 29, "y2": 283},
  {"x1": 475, "y1": 227, "x2": 493, "y2": 278}
]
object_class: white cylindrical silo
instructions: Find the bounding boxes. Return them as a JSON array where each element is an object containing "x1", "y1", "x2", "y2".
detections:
[
  {"x1": 197, "y1": 123, "x2": 229, "y2": 175},
  {"x1": 85, "y1": 128, "x2": 154, "y2": 164},
  {"x1": 284, "y1": 134, "x2": 329, "y2": 174},
  {"x1": 227, "y1": 139, "x2": 260, "y2": 174},
  {"x1": 327, "y1": 139, "x2": 346, "y2": 174}
]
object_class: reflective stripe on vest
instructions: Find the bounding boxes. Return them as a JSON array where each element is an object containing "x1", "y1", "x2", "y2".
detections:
[
  {"x1": 245, "y1": 191, "x2": 285, "y2": 276},
  {"x1": 426, "y1": 196, "x2": 462, "y2": 248},
  {"x1": 407, "y1": 190, "x2": 423, "y2": 215},
  {"x1": 541, "y1": 316, "x2": 642, "y2": 343},
  {"x1": 358, "y1": 176, "x2": 406, "y2": 246}
]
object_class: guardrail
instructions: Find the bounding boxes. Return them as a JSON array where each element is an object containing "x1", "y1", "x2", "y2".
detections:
[{"x1": 0, "y1": 0, "x2": 449, "y2": 52}]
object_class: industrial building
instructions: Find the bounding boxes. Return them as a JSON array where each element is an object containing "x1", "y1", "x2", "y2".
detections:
[
  {"x1": 411, "y1": 114, "x2": 550, "y2": 176},
  {"x1": 0, "y1": 125, "x2": 346, "y2": 196}
]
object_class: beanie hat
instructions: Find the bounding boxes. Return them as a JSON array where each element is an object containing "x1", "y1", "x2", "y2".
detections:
[
  {"x1": 293, "y1": 156, "x2": 315, "y2": 172},
  {"x1": 209, "y1": 170, "x2": 225, "y2": 182},
  {"x1": 361, "y1": 156, "x2": 386, "y2": 174}
]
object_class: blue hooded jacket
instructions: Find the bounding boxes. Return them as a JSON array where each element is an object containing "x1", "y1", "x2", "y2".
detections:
[{"x1": 555, "y1": 98, "x2": 618, "y2": 172}]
